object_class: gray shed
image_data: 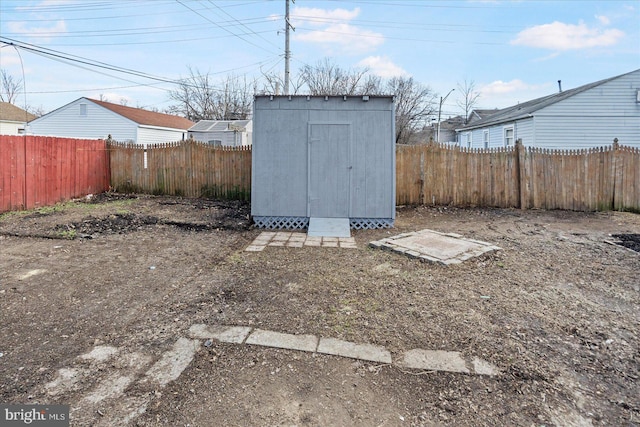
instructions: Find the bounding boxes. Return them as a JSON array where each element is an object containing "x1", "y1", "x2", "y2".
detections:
[{"x1": 251, "y1": 95, "x2": 395, "y2": 232}]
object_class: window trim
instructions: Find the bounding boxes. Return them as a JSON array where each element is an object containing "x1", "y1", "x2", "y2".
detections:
[{"x1": 503, "y1": 125, "x2": 514, "y2": 147}]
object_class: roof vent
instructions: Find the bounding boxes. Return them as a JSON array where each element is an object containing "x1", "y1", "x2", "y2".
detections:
[{"x1": 558, "y1": 80, "x2": 562, "y2": 93}]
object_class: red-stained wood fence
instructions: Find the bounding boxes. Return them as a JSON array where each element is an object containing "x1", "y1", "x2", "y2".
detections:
[{"x1": 0, "y1": 135, "x2": 110, "y2": 213}]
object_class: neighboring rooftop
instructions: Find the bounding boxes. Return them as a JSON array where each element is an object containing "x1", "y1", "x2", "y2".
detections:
[
  {"x1": 189, "y1": 120, "x2": 251, "y2": 132},
  {"x1": 88, "y1": 98, "x2": 194, "y2": 130},
  {"x1": 0, "y1": 102, "x2": 36, "y2": 122}
]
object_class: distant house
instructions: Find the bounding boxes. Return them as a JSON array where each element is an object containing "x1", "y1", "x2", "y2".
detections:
[
  {"x1": 466, "y1": 109, "x2": 499, "y2": 125},
  {"x1": 188, "y1": 120, "x2": 252, "y2": 147},
  {"x1": 0, "y1": 102, "x2": 36, "y2": 135},
  {"x1": 456, "y1": 69, "x2": 640, "y2": 149},
  {"x1": 27, "y1": 97, "x2": 194, "y2": 145}
]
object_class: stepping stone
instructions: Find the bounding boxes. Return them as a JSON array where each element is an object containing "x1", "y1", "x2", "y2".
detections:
[
  {"x1": 189, "y1": 324, "x2": 252, "y2": 344},
  {"x1": 317, "y1": 337, "x2": 392, "y2": 364},
  {"x1": 245, "y1": 329, "x2": 318, "y2": 352},
  {"x1": 397, "y1": 349, "x2": 470, "y2": 374}
]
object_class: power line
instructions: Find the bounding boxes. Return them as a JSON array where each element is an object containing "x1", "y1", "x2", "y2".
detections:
[
  {"x1": 204, "y1": 0, "x2": 281, "y2": 50},
  {"x1": 175, "y1": 0, "x2": 279, "y2": 56},
  {"x1": 0, "y1": 37, "x2": 282, "y2": 95}
]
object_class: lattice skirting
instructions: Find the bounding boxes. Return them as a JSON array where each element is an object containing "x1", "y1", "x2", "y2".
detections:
[
  {"x1": 253, "y1": 216, "x2": 394, "y2": 230},
  {"x1": 253, "y1": 216, "x2": 310, "y2": 230},
  {"x1": 350, "y1": 218, "x2": 394, "y2": 230}
]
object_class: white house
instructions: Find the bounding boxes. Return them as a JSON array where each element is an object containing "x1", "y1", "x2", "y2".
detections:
[
  {"x1": 188, "y1": 120, "x2": 252, "y2": 147},
  {"x1": 456, "y1": 69, "x2": 640, "y2": 149},
  {"x1": 0, "y1": 102, "x2": 36, "y2": 135},
  {"x1": 27, "y1": 97, "x2": 194, "y2": 145}
]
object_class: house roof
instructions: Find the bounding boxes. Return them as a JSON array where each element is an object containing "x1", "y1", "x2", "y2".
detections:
[
  {"x1": 467, "y1": 109, "x2": 499, "y2": 124},
  {"x1": 0, "y1": 102, "x2": 36, "y2": 122},
  {"x1": 88, "y1": 98, "x2": 194, "y2": 130},
  {"x1": 189, "y1": 120, "x2": 251, "y2": 132},
  {"x1": 458, "y1": 69, "x2": 640, "y2": 131}
]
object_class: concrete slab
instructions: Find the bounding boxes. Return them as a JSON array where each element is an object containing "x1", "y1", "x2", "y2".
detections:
[
  {"x1": 317, "y1": 337, "x2": 392, "y2": 364},
  {"x1": 308, "y1": 217, "x2": 350, "y2": 238},
  {"x1": 245, "y1": 329, "x2": 318, "y2": 352},
  {"x1": 397, "y1": 349, "x2": 470, "y2": 374},
  {"x1": 189, "y1": 324, "x2": 252, "y2": 344},
  {"x1": 369, "y1": 229, "x2": 500, "y2": 265}
]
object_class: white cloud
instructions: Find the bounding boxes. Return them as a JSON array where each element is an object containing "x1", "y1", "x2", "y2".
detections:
[
  {"x1": 294, "y1": 23, "x2": 384, "y2": 54},
  {"x1": 595, "y1": 15, "x2": 610, "y2": 25},
  {"x1": 479, "y1": 79, "x2": 553, "y2": 108},
  {"x1": 480, "y1": 79, "x2": 530, "y2": 96},
  {"x1": 511, "y1": 21, "x2": 624, "y2": 50},
  {"x1": 357, "y1": 56, "x2": 408, "y2": 78},
  {"x1": 291, "y1": 6, "x2": 383, "y2": 54}
]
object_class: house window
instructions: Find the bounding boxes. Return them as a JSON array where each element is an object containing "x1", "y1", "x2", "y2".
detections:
[
  {"x1": 504, "y1": 126, "x2": 514, "y2": 147},
  {"x1": 208, "y1": 139, "x2": 222, "y2": 146},
  {"x1": 80, "y1": 103, "x2": 87, "y2": 116},
  {"x1": 465, "y1": 133, "x2": 472, "y2": 148},
  {"x1": 483, "y1": 130, "x2": 489, "y2": 149}
]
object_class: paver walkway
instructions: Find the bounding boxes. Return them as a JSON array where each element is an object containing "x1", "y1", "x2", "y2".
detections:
[
  {"x1": 246, "y1": 231, "x2": 357, "y2": 251},
  {"x1": 41, "y1": 324, "x2": 499, "y2": 426},
  {"x1": 189, "y1": 324, "x2": 500, "y2": 376}
]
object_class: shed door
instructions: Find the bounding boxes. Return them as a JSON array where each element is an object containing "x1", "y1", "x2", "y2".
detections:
[{"x1": 308, "y1": 123, "x2": 351, "y2": 218}]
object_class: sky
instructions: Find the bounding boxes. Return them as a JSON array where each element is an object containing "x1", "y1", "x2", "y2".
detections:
[{"x1": 1, "y1": 0, "x2": 639, "y2": 118}]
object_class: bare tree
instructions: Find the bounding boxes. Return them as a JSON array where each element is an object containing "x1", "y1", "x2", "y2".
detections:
[
  {"x1": 26, "y1": 104, "x2": 45, "y2": 117},
  {"x1": 1, "y1": 69, "x2": 23, "y2": 104},
  {"x1": 169, "y1": 67, "x2": 255, "y2": 121},
  {"x1": 260, "y1": 70, "x2": 305, "y2": 95},
  {"x1": 386, "y1": 77, "x2": 437, "y2": 144},
  {"x1": 299, "y1": 58, "x2": 371, "y2": 95},
  {"x1": 456, "y1": 79, "x2": 480, "y2": 124}
]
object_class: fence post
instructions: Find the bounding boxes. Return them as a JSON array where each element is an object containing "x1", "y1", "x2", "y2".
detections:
[
  {"x1": 515, "y1": 139, "x2": 525, "y2": 209},
  {"x1": 612, "y1": 138, "x2": 620, "y2": 210}
]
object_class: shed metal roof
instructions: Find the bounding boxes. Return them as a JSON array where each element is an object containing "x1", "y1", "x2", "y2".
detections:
[{"x1": 189, "y1": 120, "x2": 251, "y2": 132}]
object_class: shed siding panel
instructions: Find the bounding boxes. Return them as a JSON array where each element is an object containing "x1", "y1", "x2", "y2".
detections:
[
  {"x1": 252, "y1": 106, "x2": 309, "y2": 217},
  {"x1": 28, "y1": 99, "x2": 136, "y2": 141}
]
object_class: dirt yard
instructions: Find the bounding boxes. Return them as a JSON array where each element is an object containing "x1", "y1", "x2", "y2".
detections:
[{"x1": 1, "y1": 194, "x2": 638, "y2": 427}]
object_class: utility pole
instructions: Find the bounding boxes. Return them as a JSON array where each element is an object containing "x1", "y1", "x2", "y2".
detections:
[
  {"x1": 437, "y1": 88, "x2": 455, "y2": 143},
  {"x1": 284, "y1": 0, "x2": 294, "y2": 95}
]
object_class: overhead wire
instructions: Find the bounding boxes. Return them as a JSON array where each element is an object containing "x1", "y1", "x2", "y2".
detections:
[
  {"x1": 0, "y1": 37, "x2": 282, "y2": 96},
  {"x1": 175, "y1": 0, "x2": 280, "y2": 56}
]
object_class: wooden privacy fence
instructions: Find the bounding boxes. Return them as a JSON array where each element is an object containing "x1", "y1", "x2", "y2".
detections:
[
  {"x1": 0, "y1": 135, "x2": 110, "y2": 213},
  {"x1": 108, "y1": 140, "x2": 251, "y2": 200},
  {"x1": 397, "y1": 140, "x2": 640, "y2": 212}
]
